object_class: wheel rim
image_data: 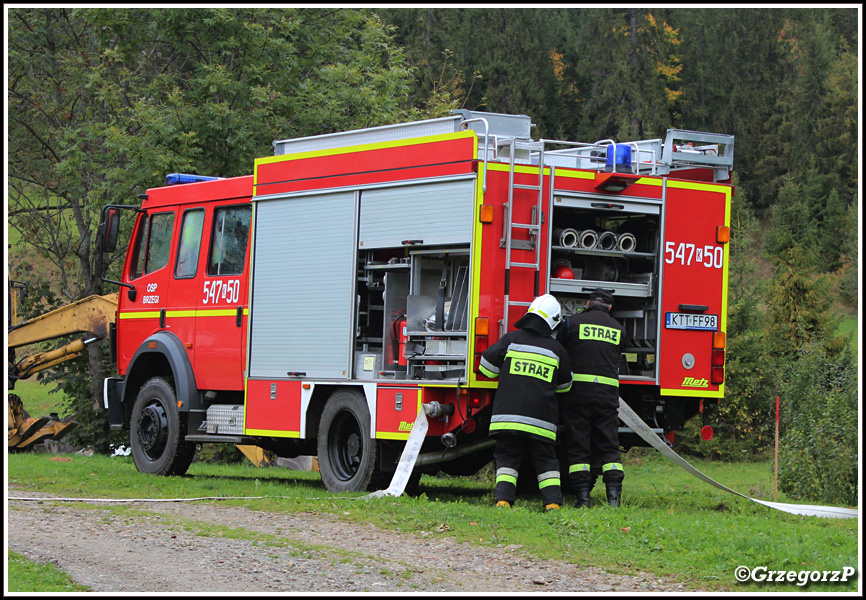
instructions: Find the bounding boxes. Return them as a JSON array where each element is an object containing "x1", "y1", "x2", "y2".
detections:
[
  {"x1": 137, "y1": 398, "x2": 169, "y2": 461},
  {"x1": 327, "y1": 410, "x2": 364, "y2": 481}
]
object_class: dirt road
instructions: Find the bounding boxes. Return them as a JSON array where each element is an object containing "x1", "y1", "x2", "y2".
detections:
[{"x1": 8, "y1": 491, "x2": 695, "y2": 593}]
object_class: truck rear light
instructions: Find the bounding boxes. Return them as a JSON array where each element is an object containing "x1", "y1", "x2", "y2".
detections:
[
  {"x1": 712, "y1": 331, "x2": 726, "y2": 349},
  {"x1": 701, "y1": 425, "x2": 714, "y2": 441},
  {"x1": 716, "y1": 225, "x2": 730, "y2": 244},
  {"x1": 711, "y1": 331, "x2": 725, "y2": 384},
  {"x1": 711, "y1": 366, "x2": 725, "y2": 385},
  {"x1": 473, "y1": 336, "x2": 489, "y2": 374},
  {"x1": 474, "y1": 317, "x2": 490, "y2": 374},
  {"x1": 475, "y1": 317, "x2": 489, "y2": 336}
]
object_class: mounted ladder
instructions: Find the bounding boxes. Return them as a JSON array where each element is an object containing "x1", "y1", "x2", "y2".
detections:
[{"x1": 501, "y1": 138, "x2": 548, "y2": 335}]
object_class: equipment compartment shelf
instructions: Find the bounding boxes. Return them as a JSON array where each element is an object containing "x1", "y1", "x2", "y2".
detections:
[
  {"x1": 551, "y1": 246, "x2": 655, "y2": 260},
  {"x1": 549, "y1": 277, "x2": 652, "y2": 298},
  {"x1": 406, "y1": 331, "x2": 468, "y2": 337}
]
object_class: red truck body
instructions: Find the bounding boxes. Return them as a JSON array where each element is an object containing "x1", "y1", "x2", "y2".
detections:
[{"x1": 103, "y1": 111, "x2": 734, "y2": 491}]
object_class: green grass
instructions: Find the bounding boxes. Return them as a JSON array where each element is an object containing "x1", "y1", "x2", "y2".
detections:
[
  {"x1": 836, "y1": 315, "x2": 858, "y2": 352},
  {"x1": 9, "y1": 378, "x2": 71, "y2": 419},
  {"x1": 7, "y1": 550, "x2": 90, "y2": 592},
  {"x1": 6, "y1": 450, "x2": 859, "y2": 593}
]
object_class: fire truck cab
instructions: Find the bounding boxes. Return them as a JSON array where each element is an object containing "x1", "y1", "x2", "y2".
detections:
[{"x1": 101, "y1": 110, "x2": 734, "y2": 492}]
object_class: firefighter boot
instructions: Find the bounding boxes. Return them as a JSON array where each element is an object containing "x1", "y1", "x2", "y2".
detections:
[
  {"x1": 605, "y1": 483, "x2": 622, "y2": 507},
  {"x1": 574, "y1": 483, "x2": 592, "y2": 508}
]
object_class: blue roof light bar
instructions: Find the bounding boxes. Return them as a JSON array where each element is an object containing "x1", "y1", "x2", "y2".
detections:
[{"x1": 165, "y1": 173, "x2": 223, "y2": 185}]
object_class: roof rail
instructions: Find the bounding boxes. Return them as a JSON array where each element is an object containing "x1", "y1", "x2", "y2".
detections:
[
  {"x1": 661, "y1": 129, "x2": 734, "y2": 181},
  {"x1": 269, "y1": 111, "x2": 734, "y2": 182}
]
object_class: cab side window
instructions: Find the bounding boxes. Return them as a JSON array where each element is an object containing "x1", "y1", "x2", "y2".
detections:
[
  {"x1": 129, "y1": 212, "x2": 175, "y2": 279},
  {"x1": 130, "y1": 214, "x2": 149, "y2": 280},
  {"x1": 144, "y1": 212, "x2": 176, "y2": 274},
  {"x1": 175, "y1": 208, "x2": 205, "y2": 279},
  {"x1": 208, "y1": 205, "x2": 252, "y2": 276}
]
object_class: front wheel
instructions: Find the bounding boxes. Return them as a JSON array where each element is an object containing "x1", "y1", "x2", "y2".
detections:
[
  {"x1": 317, "y1": 390, "x2": 379, "y2": 493},
  {"x1": 130, "y1": 377, "x2": 196, "y2": 476}
]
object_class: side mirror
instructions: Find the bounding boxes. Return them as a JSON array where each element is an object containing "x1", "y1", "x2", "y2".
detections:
[
  {"x1": 99, "y1": 208, "x2": 121, "y2": 254},
  {"x1": 97, "y1": 204, "x2": 140, "y2": 295}
]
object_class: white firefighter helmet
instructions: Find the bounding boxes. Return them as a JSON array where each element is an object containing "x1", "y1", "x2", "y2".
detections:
[{"x1": 515, "y1": 294, "x2": 563, "y2": 333}]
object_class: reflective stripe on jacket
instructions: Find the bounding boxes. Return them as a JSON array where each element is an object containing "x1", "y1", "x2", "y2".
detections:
[{"x1": 480, "y1": 328, "x2": 572, "y2": 443}]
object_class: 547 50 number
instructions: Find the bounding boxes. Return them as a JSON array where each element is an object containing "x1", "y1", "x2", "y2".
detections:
[
  {"x1": 664, "y1": 242, "x2": 724, "y2": 269},
  {"x1": 202, "y1": 279, "x2": 241, "y2": 304}
]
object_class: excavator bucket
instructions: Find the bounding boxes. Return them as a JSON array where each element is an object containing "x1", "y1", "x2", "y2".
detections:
[
  {"x1": 8, "y1": 416, "x2": 51, "y2": 447},
  {"x1": 15, "y1": 420, "x2": 79, "y2": 449},
  {"x1": 7, "y1": 394, "x2": 79, "y2": 451},
  {"x1": 236, "y1": 444, "x2": 273, "y2": 467}
]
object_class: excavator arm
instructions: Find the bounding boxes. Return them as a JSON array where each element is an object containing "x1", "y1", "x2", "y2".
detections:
[{"x1": 7, "y1": 286, "x2": 118, "y2": 450}]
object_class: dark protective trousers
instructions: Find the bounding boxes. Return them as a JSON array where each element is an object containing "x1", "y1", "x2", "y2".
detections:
[
  {"x1": 563, "y1": 392, "x2": 624, "y2": 487},
  {"x1": 493, "y1": 435, "x2": 563, "y2": 506}
]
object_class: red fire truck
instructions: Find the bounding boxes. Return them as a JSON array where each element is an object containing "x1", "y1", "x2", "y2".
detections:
[{"x1": 99, "y1": 110, "x2": 734, "y2": 492}]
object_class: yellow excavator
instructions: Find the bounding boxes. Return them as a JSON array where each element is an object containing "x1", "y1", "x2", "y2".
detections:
[{"x1": 7, "y1": 280, "x2": 118, "y2": 450}]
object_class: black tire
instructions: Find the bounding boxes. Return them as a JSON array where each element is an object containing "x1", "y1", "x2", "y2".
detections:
[
  {"x1": 130, "y1": 377, "x2": 196, "y2": 476},
  {"x1": 317, "y1": 390, "x2": 379, "y2": 493}
]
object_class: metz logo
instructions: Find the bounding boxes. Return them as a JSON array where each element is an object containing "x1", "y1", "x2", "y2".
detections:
[
  {"x1": 398, "y1": 421, "x2": 413, "y2": 432},
  {"x1": 682, "y1": 377, "x2": 709, "y2": 388}
]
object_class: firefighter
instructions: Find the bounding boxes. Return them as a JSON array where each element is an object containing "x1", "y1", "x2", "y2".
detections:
[
  {"x1": 560, "y1": 288, "x2": 626, "y2": 508},
  {"x1": 479, "y1": 294, "x2": 573, "y2": 512}
]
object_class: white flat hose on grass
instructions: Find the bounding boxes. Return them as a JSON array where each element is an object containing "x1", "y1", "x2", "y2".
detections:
[
  {"x1": 366, "y1": 409, "x2": 429, "y2": 499},
  {"x1": 617, "y1": 398, "x2": 858, "y2": 520}
]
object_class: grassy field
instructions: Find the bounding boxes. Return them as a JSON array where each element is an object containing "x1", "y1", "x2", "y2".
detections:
[
  {"x1": 6, "y1": 450, "x2": 859, "y2": 593},
  {"x1": 837, "y1": 314, "x2": 859, "y2": 353},
  {"x1": 7, "y1": 551, "x2": 90, "y2": 593}
]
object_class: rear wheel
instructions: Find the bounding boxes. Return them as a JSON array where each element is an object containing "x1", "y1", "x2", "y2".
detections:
[
  {"x1": 130, "y1": 377, "x2": 196, "y2": 476},
  {"x1": 317, "y1": 390, "x2": 379, "y2": 493}
]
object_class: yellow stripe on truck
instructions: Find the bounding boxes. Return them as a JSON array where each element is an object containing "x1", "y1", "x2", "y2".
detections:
[
  {"x1": 117, "y1": 311, "x2": 161, "y2": 320},
  {"x1": 118, "y1": 308, "x2": 249, "y2": 319}
]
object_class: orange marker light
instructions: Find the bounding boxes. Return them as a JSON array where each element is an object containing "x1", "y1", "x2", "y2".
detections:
[
  {"x1": 479, "y1": 204, "x2": 494, "y2": 224},
  {"x1": 713, "y1": 331, "x2": 726, "y2": 349},
  {"x1": 716, "y1": 225, "x2": 730, "y2": 244},
  {"x1": 475, "y1": 317, "x2": 489, "y2": 336}
]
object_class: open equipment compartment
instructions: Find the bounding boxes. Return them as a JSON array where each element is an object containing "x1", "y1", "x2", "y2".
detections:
[
  {"x1": 548, "y1": 194, "x2": 661, "y2": 380},
  {"x1": 355, "y1": 245, "x2": 472, "y2": 382}
]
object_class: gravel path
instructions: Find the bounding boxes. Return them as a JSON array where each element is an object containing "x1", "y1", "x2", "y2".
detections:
[{"x1": 8, "y1": 491, "x2": 696, "y2": 593}]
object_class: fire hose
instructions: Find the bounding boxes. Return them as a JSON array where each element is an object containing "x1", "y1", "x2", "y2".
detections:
[
  {"x1": 617, "y1": 232, "x2": 637, "y2": 252},
  {"x1": 597, "y1": 231, "x2": 618, "y2": 251},
  {"x1": 615, "y1": 398, "x2": 857, "y2": 519},
  {"x1": 370, "y1": 400, "x2": 859, "y2": 518}
]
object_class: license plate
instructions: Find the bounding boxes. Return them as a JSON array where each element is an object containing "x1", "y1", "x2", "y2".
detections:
[{"x1": 665, "y1": 312, "x2": 718, "y2": 331}]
